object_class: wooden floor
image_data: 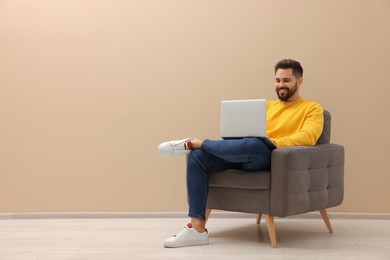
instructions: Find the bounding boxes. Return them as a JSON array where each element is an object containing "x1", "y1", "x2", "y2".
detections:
[{"x1": 1, "y1": 214, "x2": 390, "y2": 259}]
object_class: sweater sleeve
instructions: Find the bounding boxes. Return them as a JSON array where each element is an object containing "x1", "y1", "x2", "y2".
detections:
[{"x1": 273, "y1": 104, "x2": 324, "y2": 147}]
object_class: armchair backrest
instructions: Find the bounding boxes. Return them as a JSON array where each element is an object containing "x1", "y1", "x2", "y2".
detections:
[{"x1": 316, "y1": 110, "x2": 331, "y2": 145}]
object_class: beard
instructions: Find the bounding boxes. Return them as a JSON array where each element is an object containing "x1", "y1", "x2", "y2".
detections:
[{"x1": 276, "y1": 82, "x2": 298, "y2": 101}]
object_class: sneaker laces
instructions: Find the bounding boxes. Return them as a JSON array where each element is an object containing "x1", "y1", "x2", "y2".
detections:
[
  {"x1": 173, "y1": 227, "x2": 190, "y2": 237},
  {"x1": 170, "y1": 139, "x2": 191, "y2": 152},
  {"x1": 172, "y1": 225, "x2": 208, "y2": 237}
]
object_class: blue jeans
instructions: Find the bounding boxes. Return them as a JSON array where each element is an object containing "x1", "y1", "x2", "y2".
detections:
[{"x1": 186, "y1": 137, "x2": 272, "y2": 220}]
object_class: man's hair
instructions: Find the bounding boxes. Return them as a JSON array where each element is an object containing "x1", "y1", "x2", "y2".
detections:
[{"x1": 274, "y1": 59, "x2": 303, "y2": 79}]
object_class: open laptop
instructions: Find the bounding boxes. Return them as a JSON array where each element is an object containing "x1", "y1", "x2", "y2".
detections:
[{"x1": 220, "y1": 99, "x2": 276, "y2": 150}]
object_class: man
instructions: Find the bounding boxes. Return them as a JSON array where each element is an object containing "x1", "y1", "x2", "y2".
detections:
[{"x1": 158, "y1": 59, "x2": 324, "y2": 248}]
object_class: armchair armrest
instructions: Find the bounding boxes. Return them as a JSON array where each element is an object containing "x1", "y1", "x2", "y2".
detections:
[{"x1": 270, "y1": 144, "x2": 345, "y2": 217}]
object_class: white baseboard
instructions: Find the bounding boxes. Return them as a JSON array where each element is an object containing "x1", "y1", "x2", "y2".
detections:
[{"x1": 1, "y1": 211, "x2": 390, "y2": 220}]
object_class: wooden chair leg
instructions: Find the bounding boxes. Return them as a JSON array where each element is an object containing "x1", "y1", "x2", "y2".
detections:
[
  {"x1": 319, "y1": 209, "x2": 333, "y2": 233},
  {"x1": 266, "y1": 214, "x2": 277, "y2": 248},
  {"x1": 205, "y1": 208, "x2": 212, "y2": 224},
  {"x1": 256, "y1": 214, "x2": 262, "y2": 225}
]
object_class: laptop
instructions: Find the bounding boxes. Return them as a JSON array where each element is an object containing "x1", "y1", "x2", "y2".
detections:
[{"x1": 220, "y1": 99, "x2": 276, "y2": 150}]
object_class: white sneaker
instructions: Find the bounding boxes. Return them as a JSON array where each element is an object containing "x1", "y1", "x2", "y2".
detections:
[
  {"x1": 164, "y1": 226, "x2": 209, "y2": 248},
  {"x1": 158, "y1": 138, "x2": 192, "y2": 157}
]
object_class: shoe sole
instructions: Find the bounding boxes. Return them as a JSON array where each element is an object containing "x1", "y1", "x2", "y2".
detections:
[{"x1": 164, "y1": 240, "x2": 209, "y2": 248}]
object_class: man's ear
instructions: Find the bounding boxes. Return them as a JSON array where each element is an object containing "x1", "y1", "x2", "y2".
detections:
[{"x1": 298, "y1": 77, "x2": 303, "y2": 86}]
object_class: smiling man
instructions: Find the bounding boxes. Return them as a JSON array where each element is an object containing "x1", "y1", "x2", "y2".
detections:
[
  {"x1": 267, "y1": 60, "x2": 324, "y2": 147},
  {"x1": 158, "y1": 59, "x2": 324, "y2": 248},
  {"x1": 274, "y1": 60, "x2": 303, "y2": 102}
]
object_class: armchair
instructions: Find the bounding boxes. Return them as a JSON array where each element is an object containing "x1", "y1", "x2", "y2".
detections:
[{"x1": 203, "y1": 110, "x2": 344, "y2": 247}]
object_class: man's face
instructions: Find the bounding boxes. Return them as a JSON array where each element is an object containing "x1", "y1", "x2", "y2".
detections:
[{"x1": 274, "y1": 68, "x2": 302, "y2": 102}]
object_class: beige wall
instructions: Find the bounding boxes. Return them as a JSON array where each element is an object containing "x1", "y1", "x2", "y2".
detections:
[{"x1": 0, "y1": 0, "x2": 389, "y2": 213}]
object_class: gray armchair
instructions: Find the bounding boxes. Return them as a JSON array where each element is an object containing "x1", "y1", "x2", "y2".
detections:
[{"x1": 203, "y1": 110, "x2": 344, "y2": 247}]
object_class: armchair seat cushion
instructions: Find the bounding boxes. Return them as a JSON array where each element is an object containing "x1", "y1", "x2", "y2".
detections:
[{"x1": 209, "y1": 169, "x2": 270, "y2": 190}]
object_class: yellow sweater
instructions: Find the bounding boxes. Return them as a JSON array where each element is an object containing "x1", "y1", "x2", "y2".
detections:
[{"x1": 266, "y1": 98, "x2": 324, "y2": 147}]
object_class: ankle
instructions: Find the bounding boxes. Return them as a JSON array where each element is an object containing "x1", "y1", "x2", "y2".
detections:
[
  {"x1": 186, "y1": 140, "x2": 193, "y2": 150},
  {"x1": 188, "y1": 138, "x2": 203, "y2": 149},
  {"x1": 191, "y1": 218, "x2": 206, "y2": 233}
]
